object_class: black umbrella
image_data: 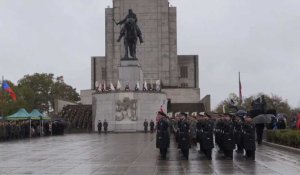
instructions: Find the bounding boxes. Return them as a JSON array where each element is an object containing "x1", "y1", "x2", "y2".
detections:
[{"x1": 253, "y1": 114, "x2": 274, "y2": 124}]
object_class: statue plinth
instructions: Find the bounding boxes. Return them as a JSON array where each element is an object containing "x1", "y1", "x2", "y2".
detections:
[{"x1": 118, "y1": 59, "x2": 143, "y2": 90}]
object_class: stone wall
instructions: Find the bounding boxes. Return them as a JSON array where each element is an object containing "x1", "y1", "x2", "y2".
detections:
[
  {"x1": 161, "y1": 88, "x2": 200, "y2": 103},
  {"x1": 91, "y1": 56, "x2": 106, "y2": 89},
  {"x1": 53, "y1": 99, "x2": 77, "y2": 114},
  {"x1": 80, "y1": 90, "x2": 94, "y2": 105},
  {"x1": 92, "y1": 92, "x2": 167, "y2": 132},
  {"x1": 178, "y1": 55, "x2": 199, "y2": 88}
]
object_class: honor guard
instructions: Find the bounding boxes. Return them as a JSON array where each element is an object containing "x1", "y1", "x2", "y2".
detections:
[{"x1": 156, "y1": 112, "x2": 170, "y2": 160}]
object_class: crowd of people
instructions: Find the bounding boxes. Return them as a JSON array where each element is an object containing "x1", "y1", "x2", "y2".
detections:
[{"x1": 59, "y1": 105, "x2": 93, "y2": 132}]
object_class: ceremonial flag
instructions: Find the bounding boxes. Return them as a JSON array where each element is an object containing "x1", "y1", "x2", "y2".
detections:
[
  {"x1": 156, "y1": 80, "x2": 161, "y2": 91},
  {"x1": 150, "y1": 79, "x2": 153, "y2": 90},
  {"x1": 117, "y1": 80, "x2": 122, "y2": 90},
  {"x1": 2, "y1": 81, "x2": 17, "y2": 101},
  {"x1": 143, "y1": 80, "x2": 148, "y2": 91},
  {"x1": 239, "y1": 72, "x2": 242, "y2": 103},
  {"x1": 136, "y1": 81, "x2": 140, "y2": 90},
  {"x1": 110, "y1": 82, "x2": 115, "y2": 91},
  {"x1": 95, "y1": 81, "x2": 99, "y2": 89},
  {"x1": 103, "y1": 82, "x2": 106, "y2": 91},
  {"x1": 97, "y1": 83, "x2": 102, "y2": 92}
]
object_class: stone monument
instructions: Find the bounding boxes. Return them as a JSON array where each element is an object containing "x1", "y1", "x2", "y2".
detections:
[{"x1": 80, "y1": 0, "x2": 211, "y2": 132}]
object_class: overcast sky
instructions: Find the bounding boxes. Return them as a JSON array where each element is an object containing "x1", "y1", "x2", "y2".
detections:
[{"x1": 0, "y1": 0, "x2": 299, "y2": 109}]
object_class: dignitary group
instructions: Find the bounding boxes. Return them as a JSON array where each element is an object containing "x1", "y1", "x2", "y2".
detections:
[{"x1": 155, "y1": 111, "x2": 257, "y2": 160}]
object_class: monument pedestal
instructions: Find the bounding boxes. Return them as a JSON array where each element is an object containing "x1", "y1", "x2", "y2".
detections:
[
  {"x1": 92, "y1": 59, "x2": 167, "y2": 132},
  {"x1": 118, "y1": 60, "x2": 143, "y2": 90}
]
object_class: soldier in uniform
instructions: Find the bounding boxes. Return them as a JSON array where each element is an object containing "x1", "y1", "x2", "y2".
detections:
[
  {"x1": 243, "y1": 116, "x2": 256, "y2": 160},
  {"x1": 179, "y1": 113, "x2": 190, "y2": 160},
  {"x1": 97, "y1": 120, "x2": 102, "y2": 134},
  {"x1": 143, "y1": 119, "x2": 148, "y2": 133},
  {"x1": 233, "y1": 116, "x2": 244, "y2": 153},
  {"x1": 150, "y1": 119, "x2": 155, "y2": 133},
  {"x1": 200, "y1": 115, "x2": 214, "y2": 159},
  {"x1": 103, "y1": 120, "x2": 108, "y2": 134},
  {"x1": 222, "y1": 115, "x2": 235, "y2": 159},
  {"x1": 156, "y1": 111, "x2": 170, "y2": 160}
]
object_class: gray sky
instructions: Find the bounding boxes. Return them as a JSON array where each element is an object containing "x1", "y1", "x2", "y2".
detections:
[{"x1": 1, "y1": 0, "x2": 300, "y2": 109}]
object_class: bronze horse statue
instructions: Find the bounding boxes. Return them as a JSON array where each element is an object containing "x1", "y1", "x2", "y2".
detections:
[{"x1": 116, "y1": 18, "x2": 143, "y2": 59}]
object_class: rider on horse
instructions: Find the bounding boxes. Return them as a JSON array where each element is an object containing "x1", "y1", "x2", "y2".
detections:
[{"x1": 116, "y1": 9, "x2": 143, "y2": 43}]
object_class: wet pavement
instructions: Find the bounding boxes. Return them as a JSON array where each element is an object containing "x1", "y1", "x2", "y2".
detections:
[{"x1": 0, "y1": 133, "x2": 299, "y2": 175}]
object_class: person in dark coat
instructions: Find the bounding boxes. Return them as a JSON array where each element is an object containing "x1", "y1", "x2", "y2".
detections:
[
  {"x1": 150, "y1": 119, "x2": 155, "y2": 133},
  {"x1": 201, "y1": 116, "x2": 214, "y2": 159},
  {"x1": 243, "y1": 117, "x2": 256, "y2": 160},
  {"x1": 222, "y1": 115, "x2": 235, "y2": 159},
  {"x1": 143, "y1": 119, "x2": 148, "y2": 133},
  {"x1": 179, "y1": 113, "x2": 190, "y2": 160},
  {"x1": 156, "y1": 112, "x2": 170, "y2": 160},
  {"x1": 255, "y1": 123, "x2": 264, "y2": 145},
  {"x1": 97, "y1": 120, "x2": 102, "y2": 134},
  {"x1": 103, "y1": 120, "x2": 108, "y2": 134},
  {"x1": 233, "y1": 116, "x2": 244, "y2": 153}
]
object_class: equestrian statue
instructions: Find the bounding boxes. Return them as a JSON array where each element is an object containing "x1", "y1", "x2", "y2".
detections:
[{"x1": 114, "y1": 9, "x2": 144, "y2": 60}]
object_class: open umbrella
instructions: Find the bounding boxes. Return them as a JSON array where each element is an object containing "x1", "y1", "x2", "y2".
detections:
[
  {"x1": 236, "y1": 110, "x2": 247, "y2": 117},
  {"x1": 253, "y1": 114, "x2": 274, "y2": 124}
]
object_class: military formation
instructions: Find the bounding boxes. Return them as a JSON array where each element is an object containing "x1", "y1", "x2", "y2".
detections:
[
  {"x1": 155, "y1": 111, "x2": 257, "y2": 160},
  {"x1": 0, "y1": 120, "x2": 65, "y2": 142},
  {"x1": 59, "y1": 105, "x2": 93, "y2": 132}
]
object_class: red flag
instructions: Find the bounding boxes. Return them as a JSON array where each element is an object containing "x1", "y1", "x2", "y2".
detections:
[
  {"x1": 239, "y1": 72, "x2": 242, "y2": 103},
  {"x1": 2, "y1": 81, "x2": 17, "y2": 101}
]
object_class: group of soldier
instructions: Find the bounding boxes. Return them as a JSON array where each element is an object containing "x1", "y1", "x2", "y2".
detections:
[
  {"x1": 97, "y1": 120, "x2": 108, "y2": 134},
  {"x1": 155, "y1": 111, "x2": 257, "y2": 160},
  {"x1": 0, "y1": 120, "x2": 57, "y2": 141},
  {"x1": 59, "y1": 105, "x2": 93, "y2": 132}
]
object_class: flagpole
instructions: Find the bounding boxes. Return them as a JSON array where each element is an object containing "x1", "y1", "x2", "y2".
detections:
[
  {"x1": 1, "y1": 76, "x2": 4, "y2": 117},
  {"x1": 238, "y1": 72, "x2": 242, "y2": 105}
]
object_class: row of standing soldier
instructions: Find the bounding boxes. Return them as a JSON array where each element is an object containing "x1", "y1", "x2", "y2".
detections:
[
  {"x1": 215, "y1": 115, "x2": 256, "y2": 160},
  {"x1": 156, "y1": 112, "x2": 256, "y2": 160}
]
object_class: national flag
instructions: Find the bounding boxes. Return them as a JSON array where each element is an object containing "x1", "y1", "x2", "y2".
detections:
[
  {"x1": 155, "y1": 80, "x2": 161, "y2": 91},
  {"x1": 143, "y1": 80, "x2": 148, "y2": 91},
  {"x1": 239, "y1": 72, "x2": 242, "y2": 103},
  {"x1": 2, "y1": 81, "x2": 17, "y2": 101},
  {"x1": 103, "y1": 82, "x2": 106, "y2": 91},
  {"x1": 95, "y1": 81, "x2": 99, "y2": 89},
  {"x1": 117, "y1": 80, "x2": 122, "y2": 90},
  {"x1": 97, "y1": 83, "x2": 102, "y2": 92},
  {"x1": 136, "y1": 81, "x2": 140, "y2": 91},
  {"x1": 110, "y1": 82, "x2": 115, "y2": 91}
]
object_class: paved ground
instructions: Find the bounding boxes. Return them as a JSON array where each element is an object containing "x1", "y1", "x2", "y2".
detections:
[{"x1": 0, "y1": 133, "x2": 300, "y2": 175}]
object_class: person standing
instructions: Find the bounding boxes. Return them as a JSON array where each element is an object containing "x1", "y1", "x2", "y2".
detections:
[
  {"x1": 150, "y1": 120, "x2": 155, "y2": 133},
  {"x1": 156, "y1": 112, "x2": 170, "y2": 160},
  {"x1": 255, "y1": 123, "x2": 264, "y2": 145},
  {"x1": 179, "y1": 113, "x2": 190, "y2": 160},
  {"x1": 97, "y1": 120, "x2": 102, "y2": 134},
  {"x1": 103, "y1": 120, "x2": 108, "y2": 134},
  {"x1": 143, "y1": 119, "x2": 148, "y2": 133},
  {"x1": 243, "y1": 117, "x2": 256, "y2": 160}
]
